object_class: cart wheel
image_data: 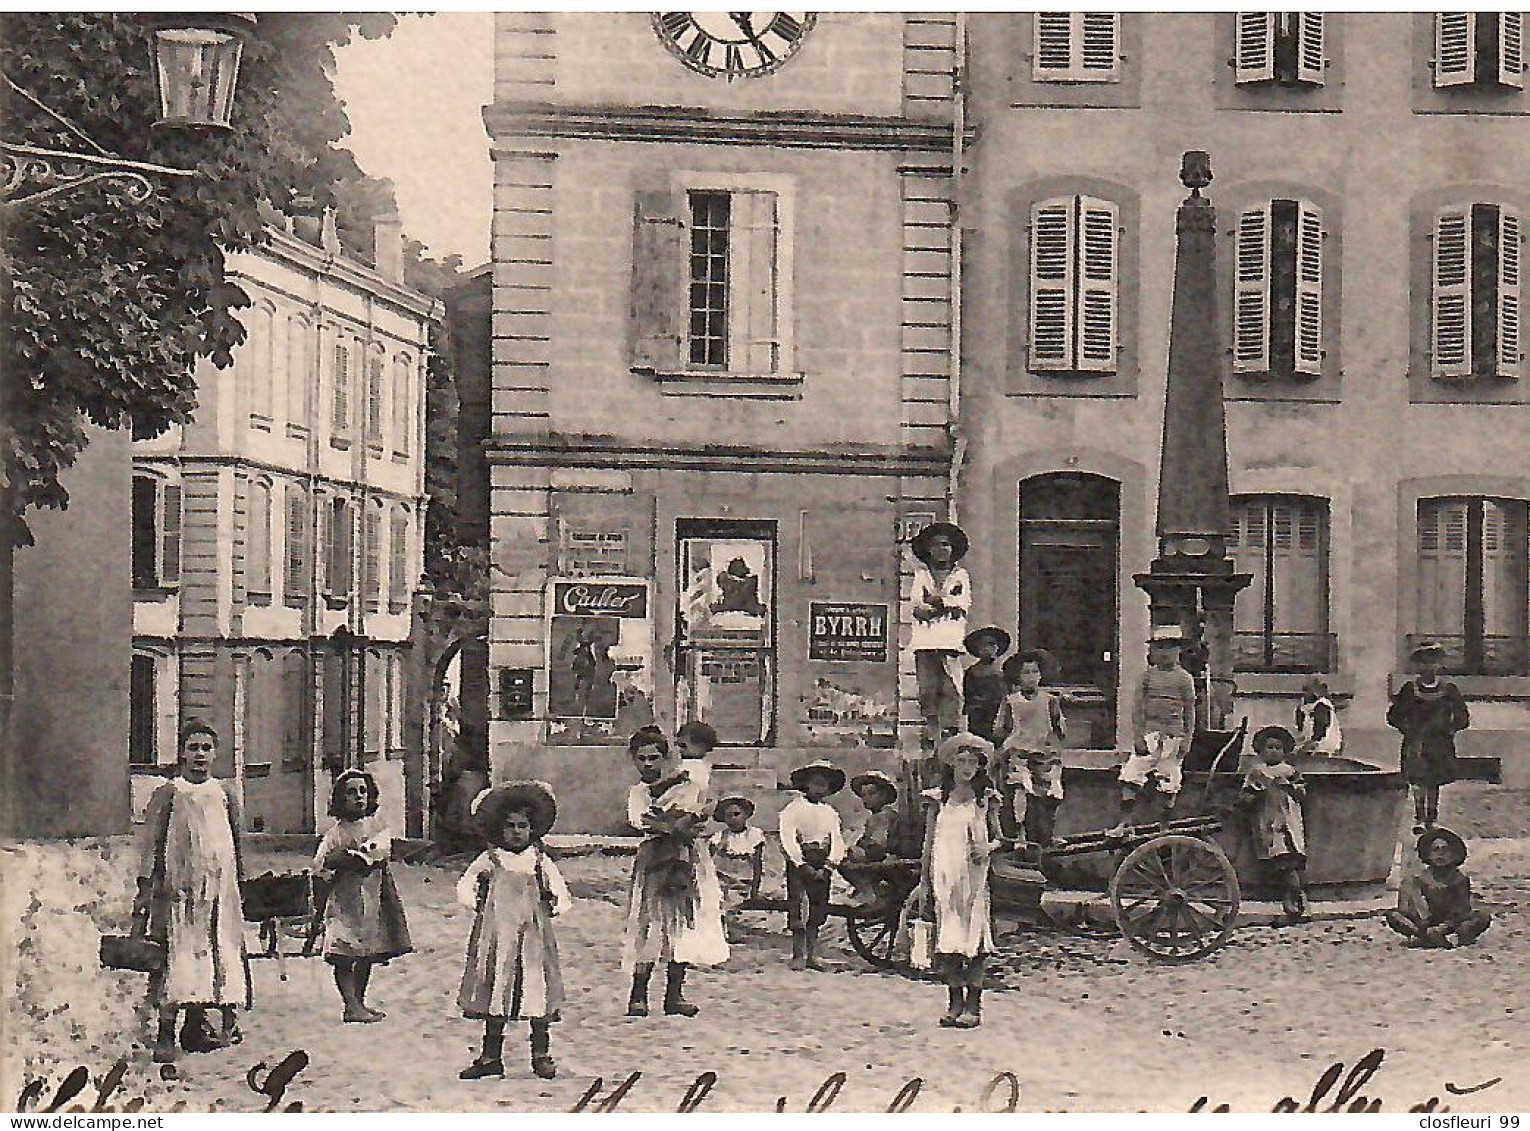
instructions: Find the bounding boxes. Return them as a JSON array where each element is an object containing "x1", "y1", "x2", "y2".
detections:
[
  {"x1": 846, "y1": 906, "x2": 909, "y2": 973},
  {"x1": 1109, "y1": 834, "x2": 1239, "y2": 963}
]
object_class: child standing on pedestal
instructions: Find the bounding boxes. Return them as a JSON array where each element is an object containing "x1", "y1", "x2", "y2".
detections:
[
  {"x1": 1110, "y1": 626, "x2": 1198, "y2": 838},
  {"x1": 780, "y1": 760, "x2": 848, "y2": 970},
  {"x1": 995, "y1": 650, "x2": 1068, "y2": 849},
  {"x1": 909, "y1": 522, "x2": 972, "y2": 757}
]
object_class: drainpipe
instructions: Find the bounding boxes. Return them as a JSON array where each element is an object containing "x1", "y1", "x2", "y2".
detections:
[{"x1": 946, "y1": 14, "x2": 967, "y2": 525}]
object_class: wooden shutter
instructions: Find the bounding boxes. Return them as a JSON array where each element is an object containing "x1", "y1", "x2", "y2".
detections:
[
  {"x1": 364, "y1": 507, "x2": 381, "y2": 610},
  {"x1": 392, "y1": 357, "x2": 411, "y2": 454},
  {"x1": 130, "y1": 655, "x2": 157, "y2": 767},
  {"x1": 1501, "y1": 13, "x2": 1525, "y2": 88},
  {"x1": 1296, "y1": 13, "x2": 1325, "y2": 85},
  {"x1": 1033, "y1": 13, "x2": 1074, "y2": 77},
  {"x1": 1435, "y1": 13, "x2": 1476, "y2": 87},
  {"x1": 1417, "y1": 499, "x2": 1469, "y2": 637},
  {"x1": 248, "y1": 481, "x2": 271, "y2": 596},
  {"x1": 629, "y1": 190, "x2": 686, "y2": 374},
  {"x1": 1029, "y1": 197, "x2": 1075, "y2": 371},
  {"x1": 389, "y1": 511, "x2": 408, "y2": 609},
  {"x1": 132, "y1": 476, "x2": 158, "y2": 587},
  {"x1": 160, "y1": 483, "x2": 181, "y2": 584},
  {"x1": 366, "y1": 352, "x2": 384, "y2": 441},
  {"x1": 1234, "y1": 204, "x2": 1272, "y2": 373},
  {"x1": 1294, "y1": 201, "x2": 1324, "y2": 377},
  {"x1": 1079, "y1": 13, "x2": 1120, "y2": 79},
  {"x1": 1034, "y1": 13, "x2": 1119, "y2": 81},
  {"x1": 1077, "y1": 197, "x2": 1119, "y2": 373},
  {"x1": 1270, "y1": 499, "x2": 1326, "y2": 648},
  {"x1": 1432, "y1": 207, "x2": 1472, "y2": 379},
  {"x1": 285, "y1": 485, "x2": 308, "y2": 602},
  {"x1": 729, "y1": 190, "x2": 781, "y2": 374},
  {"x1": 1228, "y1": 499, "x2": 1265, "y2": 638},
  {"x1": 287, "y1": 317, "x2": 309, "y2": 425},
  {"x1": 248, "y1": 305, "x2": 273, "y2": 418},
  {"x1": 329, "y1": 499, "x2": 352, "y2": 597},
  {"x1": 332, "y1": 339, "x2": 350, "y2": 433},
  {"x1": 1498, "y1": 204, "x2": 1523, "y2": 378},
  {"x1": 1235, "y1": 13, "x2": 1276, "y2": 84}
]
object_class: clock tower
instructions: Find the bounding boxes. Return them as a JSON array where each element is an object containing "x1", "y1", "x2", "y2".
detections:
[{"x1": 480, "y1": 13, "x2": 962, "y2": 830}]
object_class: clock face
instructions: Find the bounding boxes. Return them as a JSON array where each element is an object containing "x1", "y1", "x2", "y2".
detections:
[{"x1": 653, "y1": 12, "x2": 816, "y2": 80}]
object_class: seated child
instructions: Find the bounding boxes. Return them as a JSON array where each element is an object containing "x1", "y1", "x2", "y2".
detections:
[
  {"x1": 995, "y1": 650, "x2": 1067, "y2": 848},
  {"x1": 962, "y1": 628, "x2": 1011, "y2": 744},
  {"x1": 779, "y1": 760, "x2": 847, "y2": 971},
  {"x1": 838, "y1": 770, "x2": 900, "y2": 908},
  {"x1": 1240, "y1": 726, "x2": 1308, "y2": 920},
  {"x1": 708, "y1": 796, "x2": 765, "y2": 908},
  {"x1": 1385, "y1": 827, "x2": 1491, "y2": 948},
  {"x1": 1110, "y1": 626, "x2": 1197, "y2": 838}
]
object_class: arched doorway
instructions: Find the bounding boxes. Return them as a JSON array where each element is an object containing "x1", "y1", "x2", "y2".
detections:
[{"x1": 1018, "y1": 473, "x2": 1120, "y2": 748}]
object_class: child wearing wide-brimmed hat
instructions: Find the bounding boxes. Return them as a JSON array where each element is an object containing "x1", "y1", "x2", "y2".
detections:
[
  {"x1": 840, "y1": 771, "x2": 900, "y2": 907},
  {"x1": 962, "y1": 627, "x2": 1011, "y2": 744},
  {"x1": 456, "y1": 781, "x2": 569, "y2": 1081},
  {"x1": 1241, "y1": 726, "x2": 1309, "y2": 920},
  {"x1": 1385, "y1": 828, "x2": 1491, "y2": 948},
  {"x1": 779, "y1": 760, "x2": 848, "y2": 970},
  {"x1": 909, "y1": 521, "x2": 974, "y2": 756},
  {"x1": 708, "y1": 796, "x2": 766, "y2": 909},
  {"x1": 1109, "y1": 625, "x2": 1198, "y2": 838},
  {"x1": 916, "y1": 733, "x2": 1003, "y2": 1029},
  {"x1": 1387, "y1": 641, "x2": 1470, "y2": 834}
]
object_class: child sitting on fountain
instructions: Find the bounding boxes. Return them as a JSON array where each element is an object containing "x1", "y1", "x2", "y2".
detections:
[
  {"x1": 1385, "y1": 828, "x2": 1491, "y2": 948},
  {"x1": 1109, "y1": 625, "x2": 1198, "y2": 838}
]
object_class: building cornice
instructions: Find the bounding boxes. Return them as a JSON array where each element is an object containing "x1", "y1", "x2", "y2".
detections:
[
  {"x1": 252, "y1": 227, "x2": 442, "y2": 323},
  {"x1": 133, "y1": 452, "x2": 426, "y2": 507},
  {"x1": 486, "y1": 434, "x2": 950, "y2": 477},
  {"x1": 485, "y1": 102, "x2": 963, "y2": 154}
]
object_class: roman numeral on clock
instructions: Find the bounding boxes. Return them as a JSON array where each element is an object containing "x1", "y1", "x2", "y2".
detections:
[
  {"x1": 659, "y1": 12, "x2": 692, "y2": 37},
  {"x1": 770, "y1": 13, "x2": 803, "y2": 39},
  {"x1": 684, "y1": 32, "x2": 711, "y2": 66}
]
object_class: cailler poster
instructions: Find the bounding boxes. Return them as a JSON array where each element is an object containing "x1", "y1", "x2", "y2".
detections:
[{"x1": 545, "y1": 578, "x2": 655, "y2": 744}]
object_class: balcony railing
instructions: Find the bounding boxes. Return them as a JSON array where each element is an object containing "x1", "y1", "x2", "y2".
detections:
[
  {"x1": 1233, "y1": 631, "x2": 1337, "y2": 674},
  {"x1": 1405, "y1": 634, "x2": 1530, "y2": 677}
]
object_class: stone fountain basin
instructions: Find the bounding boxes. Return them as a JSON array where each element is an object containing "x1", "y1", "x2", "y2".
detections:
[{"x1": 1041, "y1": 751, "x2": 1406, "y2": 900}]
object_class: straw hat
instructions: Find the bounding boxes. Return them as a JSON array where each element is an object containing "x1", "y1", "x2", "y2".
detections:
[
  {"x1": 910, "y1": 521, "x2": 970, "y2": 566},
  {"x1": 471, "y1": 780, "x2": 558, "y2": 841},
  {"x1": 1251, "y1": 725, "x2": 1297, "y2": 755},
  {"x1": 1416, "y1": 827, "x2": 1468, "y2": 868},
  {"x1": 849, "y1": 770, "x2": 899, "y2": 804},
  {"x1": 935, "y1": 732, "x2": 996, "y2": 766},
  {"x1": 788, "y1": 760, "x2": 847, "y2": 796},
  {"x1": 964, "y1": 626, "x2": 1012, "y2": 657}
]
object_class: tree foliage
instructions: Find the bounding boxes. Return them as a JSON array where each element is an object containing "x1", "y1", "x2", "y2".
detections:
[{"x1": 0, "y1": 12, "x2": 395, "y2": 543}]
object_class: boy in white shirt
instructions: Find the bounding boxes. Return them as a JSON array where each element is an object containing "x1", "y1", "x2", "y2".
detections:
[
  {"x1": 779, "y1": 760, "x2": 847, "y2": 971},
  {"x1": 908, "y1": 522, "x2": 973, "y2": 758}
]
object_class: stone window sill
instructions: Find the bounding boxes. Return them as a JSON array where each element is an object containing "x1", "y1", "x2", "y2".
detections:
[
  {"x1": 324, "y1": 593, "x2": 350, "y2": 610},
  {"x1": 654, "y1": 369, "x2": 804, "y2": 400},
  {"x1": 247, "y1": 592, "x2": 272, "y2": 608},
  {"x1": 133, "y1": 585, "x2": 177, "y2": 602},
  {"x1": 249, "y1": 414, "x2": 273, "y2": 432},
  {"x1": 286, "y1": 423, "x2": 309, "y2": 442},
  {"x1": 245, "y1": 762, "x2": 273, "y2": 778},
  {"x1": 1235, "y1": 672, "x2": 1355, "y2": 701},
  {"x1": 391, "y1": 451, "x2": 409, "y2": 464},
  {"x1": 330, "y1": 436, "x2": 352, "y2": 452}
]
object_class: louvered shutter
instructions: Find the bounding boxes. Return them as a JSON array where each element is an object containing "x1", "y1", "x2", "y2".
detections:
[
  {"x1": 287, "y1": 318, "x2": 309, "y2": 425},
  {"x1": 285, "y1": 485, "x2": 308, "y2": 601},
  {"x1": 1033, "y1": 13, "x2": 1074, "y2": 78},
  {"x1": 389, "y1": 512, "x2": 408, "y2": 610},
  {"x1": 1077, "y1": 197, "x2": 1119, "y2": 372},
  {"x1": 160, "y1": 484, "x2": 182, "y2": 584},
  {"x1": 728, "y1": 190, "x2": 781, "y2": 375},
  {"x1": 1294, "y1": 201, "x2": 1324, "y2": 377},
  {"x1": 393, "y1": 358, "x2": 411, "y2": 454},
  {"x1": 330, "y1": 500, "x2": 352, "y2": 598},
  {"x1": 629, "y1": 190, "x2": 687, "y2": 374},
  {"x1": 1296, "y1": 13, "x2": 1326, "y2": 85},
  {"x1": 364, "y1": 507, "x2": 381, "y2": 611},
  {"x1": 1079, "y1": 13, "x2": 1120, "y2": 79},
  {"x1": 1498, "y1": 205, "x2": 1523, "y2": 378},
  {"x1": 1270, "y1": 499, "x2": 1326, "y2": 666},
  {"x1": 248, "y1": 305, "x2": 273, "y2": 418},
  {"x1": 366, "y1": 352, "x2": 384, "y2": 441},
  {"x1": 1417, "y1": 499, "x2": 1469, "y2": 638},
  {"x1": 132, "y1": 477, "x2": 158, "y2": 587},
  {"x1": 1435, "y1": 13, "x2": 1476, "y2": 87},
  {"x1": 1432, "y1": 207, "x2": 1472, "y2": 380},
  {"x1": 1235, "y1": 13, "x2": 1276, "y2": 84},
  {"x1": 249, "y1": 481, "x2": 271, "y2": 596},
  {"x1": 1228, "y1": 499, "x2": 1265, "y2": 639},
  {"x1": 1482, "y1": 500, "x2": 1529, "y2": 648},
  {"x1": 1029, "y1": 197, "x2": 1075, "y2": 371},
  {"x1": 1234, "y1": 204, "x2": 1272, "y2": 373},
  {"x1": 1501, "y1": 13, "x2": 1525, "y2": 88},
  {"x1": 332, "y1": 340, "x2": 350, "y2": 433}
]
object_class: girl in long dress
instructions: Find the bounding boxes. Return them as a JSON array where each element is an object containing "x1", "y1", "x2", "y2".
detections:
[
  {"x1": 313, "y1": 769, "x2": 412, "y2": 1022},
  {"x1": 918, "y1": 732, "x2": 1003, "y2": 1029},
  {"x1": 133, "y1": 722, "x2": 250, "y2": 1064},
  {"x1": 1387, "y1": 641, "x2": 1471, "y2": 833},
  {"x1": 457, "y1": 781, "x2": 569, "y2": 1081},
  {"x1": 621, "y1": 725, "x2": 729, "y2": 1018},
  {"x1": 1241, "y1": 726, "x2": 1309, "y2": 921}
]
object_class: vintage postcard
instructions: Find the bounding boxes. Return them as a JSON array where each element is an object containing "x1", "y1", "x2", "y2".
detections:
[{"x1": 2, "y1": 9, "x2": 1528, "y2": 1116}]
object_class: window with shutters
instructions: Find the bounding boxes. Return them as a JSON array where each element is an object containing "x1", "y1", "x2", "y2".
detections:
[
  {"x1": 629, "y1": 174, "x2": 797, "y2": 387},
  {"x1": 391, "y1": 355, "x2": 412, "y2": 457},
  {"x1": 363, "y1": 505, "x2": 382, "y2": 613},
  {"x1": 1229, "y1": 495, "x2": 1333, "y2": 672},
  {"x1": 365, "y1": 348, "x2": 385, "y2": 444},
  {"x1": 287, "y1": 316, "x2": 312, "y2": 435},
  {"x1": 1234, "y1": 14, "x2": 1326, "y2": 87},
  {"x1": 1415, "y1": 496, "x2": 1529, "y2": 675},
  {"x1": 130, "y1": 653, "x2": 158, "y2": 768},
  {"x1": 247, "y1": 479, "x2": 272, "y2": 605},
  {"x1": 245, "y1": 301, "x2": 275, "y2": 425},
  {"x1": 1432, "y1": 13, "x2": 1525, "y2": 92},
  {"x1": 131, "y1": 475, "x2": 181, "y2": 590},
  {"x1": 1429, "y1": 202, "x2": 1523, "y2": 381},
  {"x1": 326, "y1": 497, "x2": 353, "y2": 600},
  {"x1": 1027, "y1": 194, "x2": 1120, "y2": 375},
  {"x1": 284, "y1": 483, "x2": 310, "y2": 608},
  {"x1": 1033, "y1": 13, "x2": 1121, "y2": 82},
  {"x1": 1232, "y1": 199, "x2": 1326, "y2": 380},
  {"x1": 389, "y1": 509, "x2": 409, "y2": 613},
  {"x1": 331, "y1": 336, "x2": 352, "y2": 440}
]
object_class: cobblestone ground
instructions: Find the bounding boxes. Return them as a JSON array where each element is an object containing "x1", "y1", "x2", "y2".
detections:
[{"x1": 5, "y1": 787, "x2": 1529, "y2": 1113}]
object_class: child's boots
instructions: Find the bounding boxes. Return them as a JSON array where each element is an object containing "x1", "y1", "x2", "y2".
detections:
[
  {"x1": 460, "y1": 1025, "x2": 506, "y2": 1080},
  {"x1": 955, "y1": 985, "x2": 982, "y2": 1028},
  {"x1": 789, "y1": 929, "x2": 808, "y2": 971},
  {"x1": 530, "y1": 1022, "x2": 556, "y2": 1079},
  {"x1": 626, "y1": 963, "x2": 653, "y2": 1017},
  {"x1": 663, "y1": 962, "x2": 699, "y2": 1017},
  {"x1": 938, "y1": 985, "x2": 964, "y2": 1028},
  {"x1": 804, "y1": 926, "x2": 825, "y2": 971}
]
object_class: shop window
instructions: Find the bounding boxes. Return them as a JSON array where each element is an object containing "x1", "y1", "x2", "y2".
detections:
[
  {"x1": 1415, "y1": 496, "x2": 1530, "y2": 675},
  {"x1": 1230, "y1": 495, "x2": 1334, "y2": 672},
  {"x1": 675, "y1": 518, "x2": 777, "y2": 746}
]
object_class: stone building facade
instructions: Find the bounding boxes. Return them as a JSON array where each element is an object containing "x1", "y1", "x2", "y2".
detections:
[
  {"x1": 131, "y1": 224, "x2": 437, "y2": 835},
  {"x1": 485, "y1": 12, "x2": 1530, "y2": 832}
]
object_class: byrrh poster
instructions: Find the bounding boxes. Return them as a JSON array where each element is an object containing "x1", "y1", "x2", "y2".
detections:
[{"x1": 5, "y1": 9, "x2": 1530, "y2": 1120}]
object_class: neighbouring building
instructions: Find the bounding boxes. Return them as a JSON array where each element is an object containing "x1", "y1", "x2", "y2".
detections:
[
  {"x1": 131, "y1": 218, "x2": 438, "y2": 835},
  {"x1": 482, "y1": 12, "x2": 1530, "y2": 832}
]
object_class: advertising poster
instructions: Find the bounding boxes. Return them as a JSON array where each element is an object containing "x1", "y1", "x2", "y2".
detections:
[
  {"x1": 545, "y1": 578, "x2": 655, "y2": 744},
  {"x1": 808, "y1": 601, "x2": 890, "y2": 662}
]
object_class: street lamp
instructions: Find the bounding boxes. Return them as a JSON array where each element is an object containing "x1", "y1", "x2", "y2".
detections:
[{"x1": 1, "y1": 14, "x2": 256, "y2": 208}]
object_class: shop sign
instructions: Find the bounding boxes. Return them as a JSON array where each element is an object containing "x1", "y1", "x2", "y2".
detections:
[
  {"x1": 550, "y1": 580, "x2": 648, "y2": 619},
  {"x1": 545, "y1": 577, "x2": 655, "y2": 745},
  {"x1": 808, "y1": 601, "x2": 889, "y2": 663},
  {"x1": 895, "y1": 512, "x2": 937, "y2": 544}
]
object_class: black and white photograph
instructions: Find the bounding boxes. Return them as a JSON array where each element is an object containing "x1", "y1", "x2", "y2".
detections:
[{"x1": 3, "y1": 8, "x2": 1530, "y2": 1115}]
